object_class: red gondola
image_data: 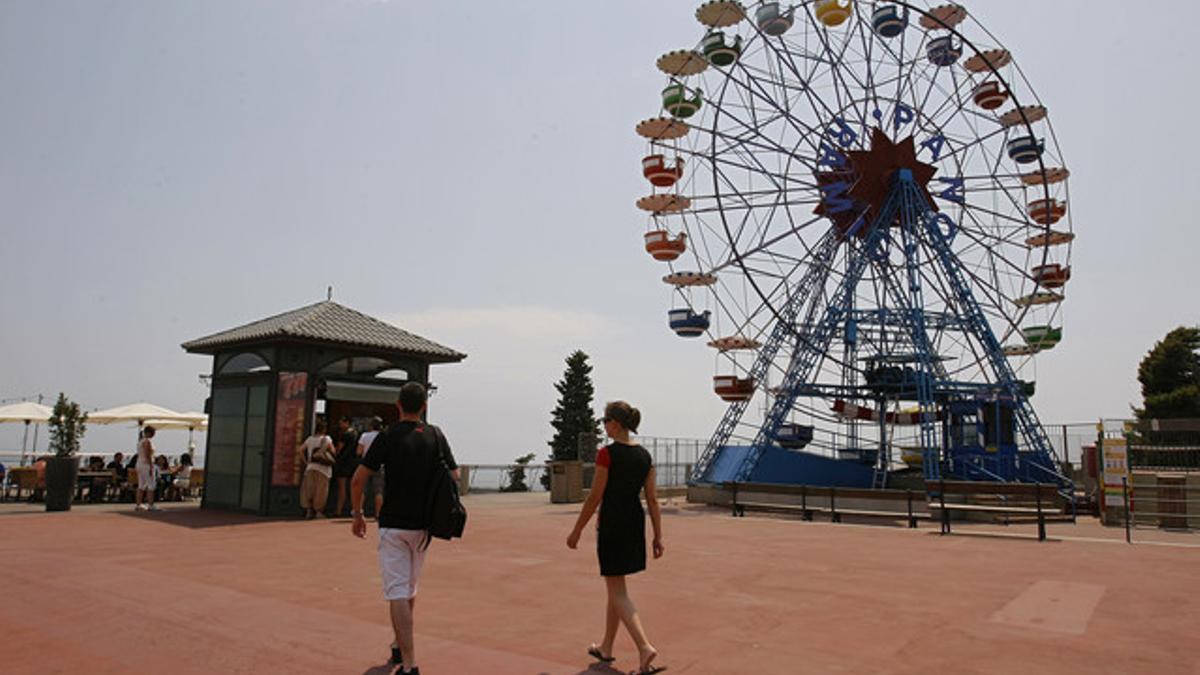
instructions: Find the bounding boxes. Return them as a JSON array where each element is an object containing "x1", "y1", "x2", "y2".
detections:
[
  {"x1": 644, "y1": 229, "x2": 687, "y2": 261},
  {"x1": 713, "y1": 375, "x2": 755, "y2": 402},
  {"x1": 972, "y1": 81, "x2": 1009, "y2": 110},
  {"x1": 642, "y1": 154, "x2": 684, "y2": 187}
]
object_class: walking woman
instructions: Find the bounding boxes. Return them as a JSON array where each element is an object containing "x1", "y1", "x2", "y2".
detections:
[{"x1": 567, "y1": 401, "x2": 665, "y2": 675}]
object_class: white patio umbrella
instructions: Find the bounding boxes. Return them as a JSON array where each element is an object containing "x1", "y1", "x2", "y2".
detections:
[
  {"x1": 0, "y1": 401, "x2": 53, "y2": 466},
  {"x1": 140, "y1": 412, "x2": 208, "y2": 450},
  {"x1": 89, "y1": 403, "x2": 193, "y2": 451}
]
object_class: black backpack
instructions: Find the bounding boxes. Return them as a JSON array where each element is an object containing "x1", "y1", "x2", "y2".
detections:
[{"x1": 420, "y1": 425, "x2": 466, "y2": 548}]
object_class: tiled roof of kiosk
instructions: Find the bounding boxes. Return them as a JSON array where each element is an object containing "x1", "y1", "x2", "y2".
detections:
[{"x1": 182, "y1": 301, "x2": 466, "y2": 362}]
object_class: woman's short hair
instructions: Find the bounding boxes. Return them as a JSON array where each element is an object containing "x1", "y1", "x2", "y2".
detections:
[
  {"x1": 604, "y1": 401, "x2": 641, "y2": 434},
  {"x1": 315, "y1": 420, "x2": 327, "y2": 434}
]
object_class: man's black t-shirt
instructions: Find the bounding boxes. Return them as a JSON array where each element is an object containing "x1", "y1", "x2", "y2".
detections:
[{"x1": 361, "y1": 421, "x2": 457, "y2": 530}]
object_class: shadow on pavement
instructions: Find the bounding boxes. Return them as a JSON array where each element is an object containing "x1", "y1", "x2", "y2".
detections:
[{"x1": 115, "y1": 507, "x2": 295, "y2": 529}]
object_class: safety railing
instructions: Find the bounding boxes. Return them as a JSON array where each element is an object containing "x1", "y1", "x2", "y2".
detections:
[{"x1": 461, "y1": 462, "x2": 695, "y2": 494}]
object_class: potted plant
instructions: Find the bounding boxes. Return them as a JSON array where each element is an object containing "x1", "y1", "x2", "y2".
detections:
[{"x1": 45, "y1": 393, "x2": 87, "y2": 512}]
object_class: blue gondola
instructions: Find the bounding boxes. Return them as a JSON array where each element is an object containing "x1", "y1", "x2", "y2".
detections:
[
  {"x1": 775, "y1": 423, "x2": 814, "y2": 449},
  {"x1": 926, "y1": 35, "x2": 962, "y2": 66},
  {"x1": 1006, "y1": 135, "x2": 1045, "y2": 164},
  {"x1": 871, "y1": 5, "x2": 907, "y2": 38},
  {"x1": 668, "y1": 308, "x2": 711, "y2": 337},
  {"x1": 756, "y1": 2, "x2": 795, "y2": 36}
]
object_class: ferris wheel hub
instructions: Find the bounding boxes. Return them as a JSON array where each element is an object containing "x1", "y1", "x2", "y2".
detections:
[{"x1": 815, "y1": 128, "x2": 939, "y2": 234}]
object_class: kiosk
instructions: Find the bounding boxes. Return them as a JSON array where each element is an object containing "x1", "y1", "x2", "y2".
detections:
[{"x1": 182, "y1": 300, "x2": 466, "y2": 515}]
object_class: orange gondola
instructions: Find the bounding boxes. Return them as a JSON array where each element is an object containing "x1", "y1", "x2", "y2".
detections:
[
  {"x1": 1031, "y1": 263, "x2": 1070, "y2": 288},
  {"x1": 1028, "y1": 198, "x2": 1067, "y2": 224}
]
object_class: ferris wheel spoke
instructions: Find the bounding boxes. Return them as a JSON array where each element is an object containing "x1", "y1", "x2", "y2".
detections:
[
  {"x1": 705, "y1": 97, "x2": 820, "y2": 171},
  {"x1": 752, "y1": 34, "x2": 849, "y2": 135},
  {"x1": 711, "y1": 214, "x2": 828, "y2": 274},
  {"x1": 723, "y1": 62, "x2": 828, "y2": 156}
]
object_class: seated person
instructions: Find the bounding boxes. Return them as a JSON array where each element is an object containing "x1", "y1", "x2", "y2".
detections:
[
  {"x1": 31, "y1": 455, "x2": 48, "y2": 502},
  {"x1": 169, "y1": 453, "x2": 194, "y2": 500},
  {"x1": 85, "y1": 456, "x2": 108, "y2": 501},
  {"x1": 154, "y1": 455, "x2": 173, "y2": 501},
  {"x1": 107, "y1": 452, "x2": 127, "y2": 480}
]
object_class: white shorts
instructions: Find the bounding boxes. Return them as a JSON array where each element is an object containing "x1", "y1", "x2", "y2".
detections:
[
  {"x1": 378, "y1": 528, "x2": 428, "y2": 600},
  {"x1": 136, "y1": 464, "x2": 155, "y2": 492}
]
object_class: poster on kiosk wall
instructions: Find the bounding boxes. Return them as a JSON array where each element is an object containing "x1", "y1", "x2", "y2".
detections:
[{"x1": 1100, "y1": 436, "x2": 1129, "y2": 518}]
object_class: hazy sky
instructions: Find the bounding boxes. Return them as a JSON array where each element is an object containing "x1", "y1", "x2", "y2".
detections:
[{"x1": 2, "y1": 1, "x2": 1197, "y2": 464}]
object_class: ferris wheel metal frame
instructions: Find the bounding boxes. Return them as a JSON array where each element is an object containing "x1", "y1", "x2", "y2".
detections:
[{"x1": 635, "y1": 1, "x2": 1075, "y2": 491}]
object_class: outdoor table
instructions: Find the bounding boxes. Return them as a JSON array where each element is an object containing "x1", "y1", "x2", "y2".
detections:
[{"x1": 75, "y1": 471, "x2": 112, "y2": 501}]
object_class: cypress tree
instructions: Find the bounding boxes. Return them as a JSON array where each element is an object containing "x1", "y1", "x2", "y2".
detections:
[{"x1": 548, "y1": 350, "x2": 600, "y2": 462}]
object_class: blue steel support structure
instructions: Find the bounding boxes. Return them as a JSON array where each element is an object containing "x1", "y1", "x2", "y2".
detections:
[
  {"x1": 698, "y1": 168, "x2": 1070, "y2": 492},
  {"x1": 689, "y1": 227, "x2": 842, "y2": 484},
  {"x1": 908, "y1": 181, "x2": 1070, "y2": 490},
  {"x1": 729, "y1": 175, "x2": 906, "y2": 483}
]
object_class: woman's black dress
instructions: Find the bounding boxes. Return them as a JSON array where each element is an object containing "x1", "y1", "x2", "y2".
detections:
[{"x1": 596, "y1": 442, "x2": 653, "y2": 577}]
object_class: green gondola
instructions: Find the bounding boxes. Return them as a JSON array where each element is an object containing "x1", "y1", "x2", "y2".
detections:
[
  {"x1": 702, "y1": 30, "x2": 743, "y2": 67},
  {"x1": 1021, "y1": 325, "x2": 1062, "y2": 350},
  {"x1": 662, "y1": 84, "x2": 703, "y2": 119}
]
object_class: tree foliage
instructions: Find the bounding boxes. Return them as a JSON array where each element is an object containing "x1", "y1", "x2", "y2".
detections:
[
  {"x1": 548, "y1": 350, "x2": 600, "y2": 462},
  {"x1": 503, "y1": 452, "x2": 536, "y2": 492},
  {"x1": 47, "y1": 393, "x2": 88, "y2": 458},
  {"x1": 1136, "y1": 326, "x2": 1200, "y2": 420}
]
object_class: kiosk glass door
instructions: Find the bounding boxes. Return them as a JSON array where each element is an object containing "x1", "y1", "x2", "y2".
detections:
[{"x1": 206, "y1": 380, "x2": 270, "y2": 511}]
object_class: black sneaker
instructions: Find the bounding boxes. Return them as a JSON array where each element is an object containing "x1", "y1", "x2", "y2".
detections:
[{"x1": 390, "y1": 645, "x2": 402, "y2": 663}]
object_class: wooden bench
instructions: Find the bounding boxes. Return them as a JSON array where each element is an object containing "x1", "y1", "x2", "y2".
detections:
[
  {"x1": 725, "y1": 481, "x2": 928, "y2": 528},
  {"x1": 926, "y1": 479, "x2": 1072, "y2": 541}
]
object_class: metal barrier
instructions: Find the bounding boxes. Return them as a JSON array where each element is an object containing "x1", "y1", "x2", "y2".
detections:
[{"x1": 1122, "y1": 471, "x2": 1200, "y2": 542}]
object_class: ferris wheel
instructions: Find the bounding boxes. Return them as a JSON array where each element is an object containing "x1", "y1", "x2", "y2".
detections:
[{"x1": 635, "y1": 1, "x2": 1074, "y2": 489}]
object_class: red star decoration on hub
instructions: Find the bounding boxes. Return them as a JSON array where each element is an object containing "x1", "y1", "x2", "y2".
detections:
[{"x1": 814, "y1": 127, "x2": 940, "y2": 236}]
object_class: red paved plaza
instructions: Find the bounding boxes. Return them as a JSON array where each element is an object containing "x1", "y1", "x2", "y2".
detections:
[{"x1": 1, "y1": 494, "x2": 1197, "y2": 673}]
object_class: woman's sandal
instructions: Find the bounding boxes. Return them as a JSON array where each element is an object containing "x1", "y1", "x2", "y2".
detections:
[{"x1": 587, "y1": 645, "x2": 615, "y2": 663}]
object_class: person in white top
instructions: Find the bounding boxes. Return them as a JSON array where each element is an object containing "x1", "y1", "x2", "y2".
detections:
[
  {"x1": 299, "y1": 420, "x2": 336, "y2": 519},
  {"x1": 135, "y1": 426, "x2": 159, "y2": 512},
  {"x1": 357, "y1": 417, "x2": 385, "y2": 518}
]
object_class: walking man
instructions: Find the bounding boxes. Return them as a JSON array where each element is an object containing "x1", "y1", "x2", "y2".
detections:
[
  {"x1": 135, "y1": 426, "x2": 158, "y2": 511},
  {"x1": 351, "y1": 383, "x2": 459, "y2": 675}
]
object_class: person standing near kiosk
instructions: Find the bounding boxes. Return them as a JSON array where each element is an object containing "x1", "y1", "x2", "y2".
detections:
[
  {"x1": 333, "y1": 416, "x2": 359, "y2": 516},
  {"x1": 135, "y1": 426, "x2": 159, "y2": 512}
]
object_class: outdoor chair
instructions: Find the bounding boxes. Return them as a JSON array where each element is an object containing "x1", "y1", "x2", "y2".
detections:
[
  {"x1": 186, "y1": 469, "x2": 205, "y2": 500},
  {"x1": 6, "y1": 468, "x2": 39, "y2": 501},
  {"x1": 121, "y1": 470, "x2": 139, "y2": 502}
]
